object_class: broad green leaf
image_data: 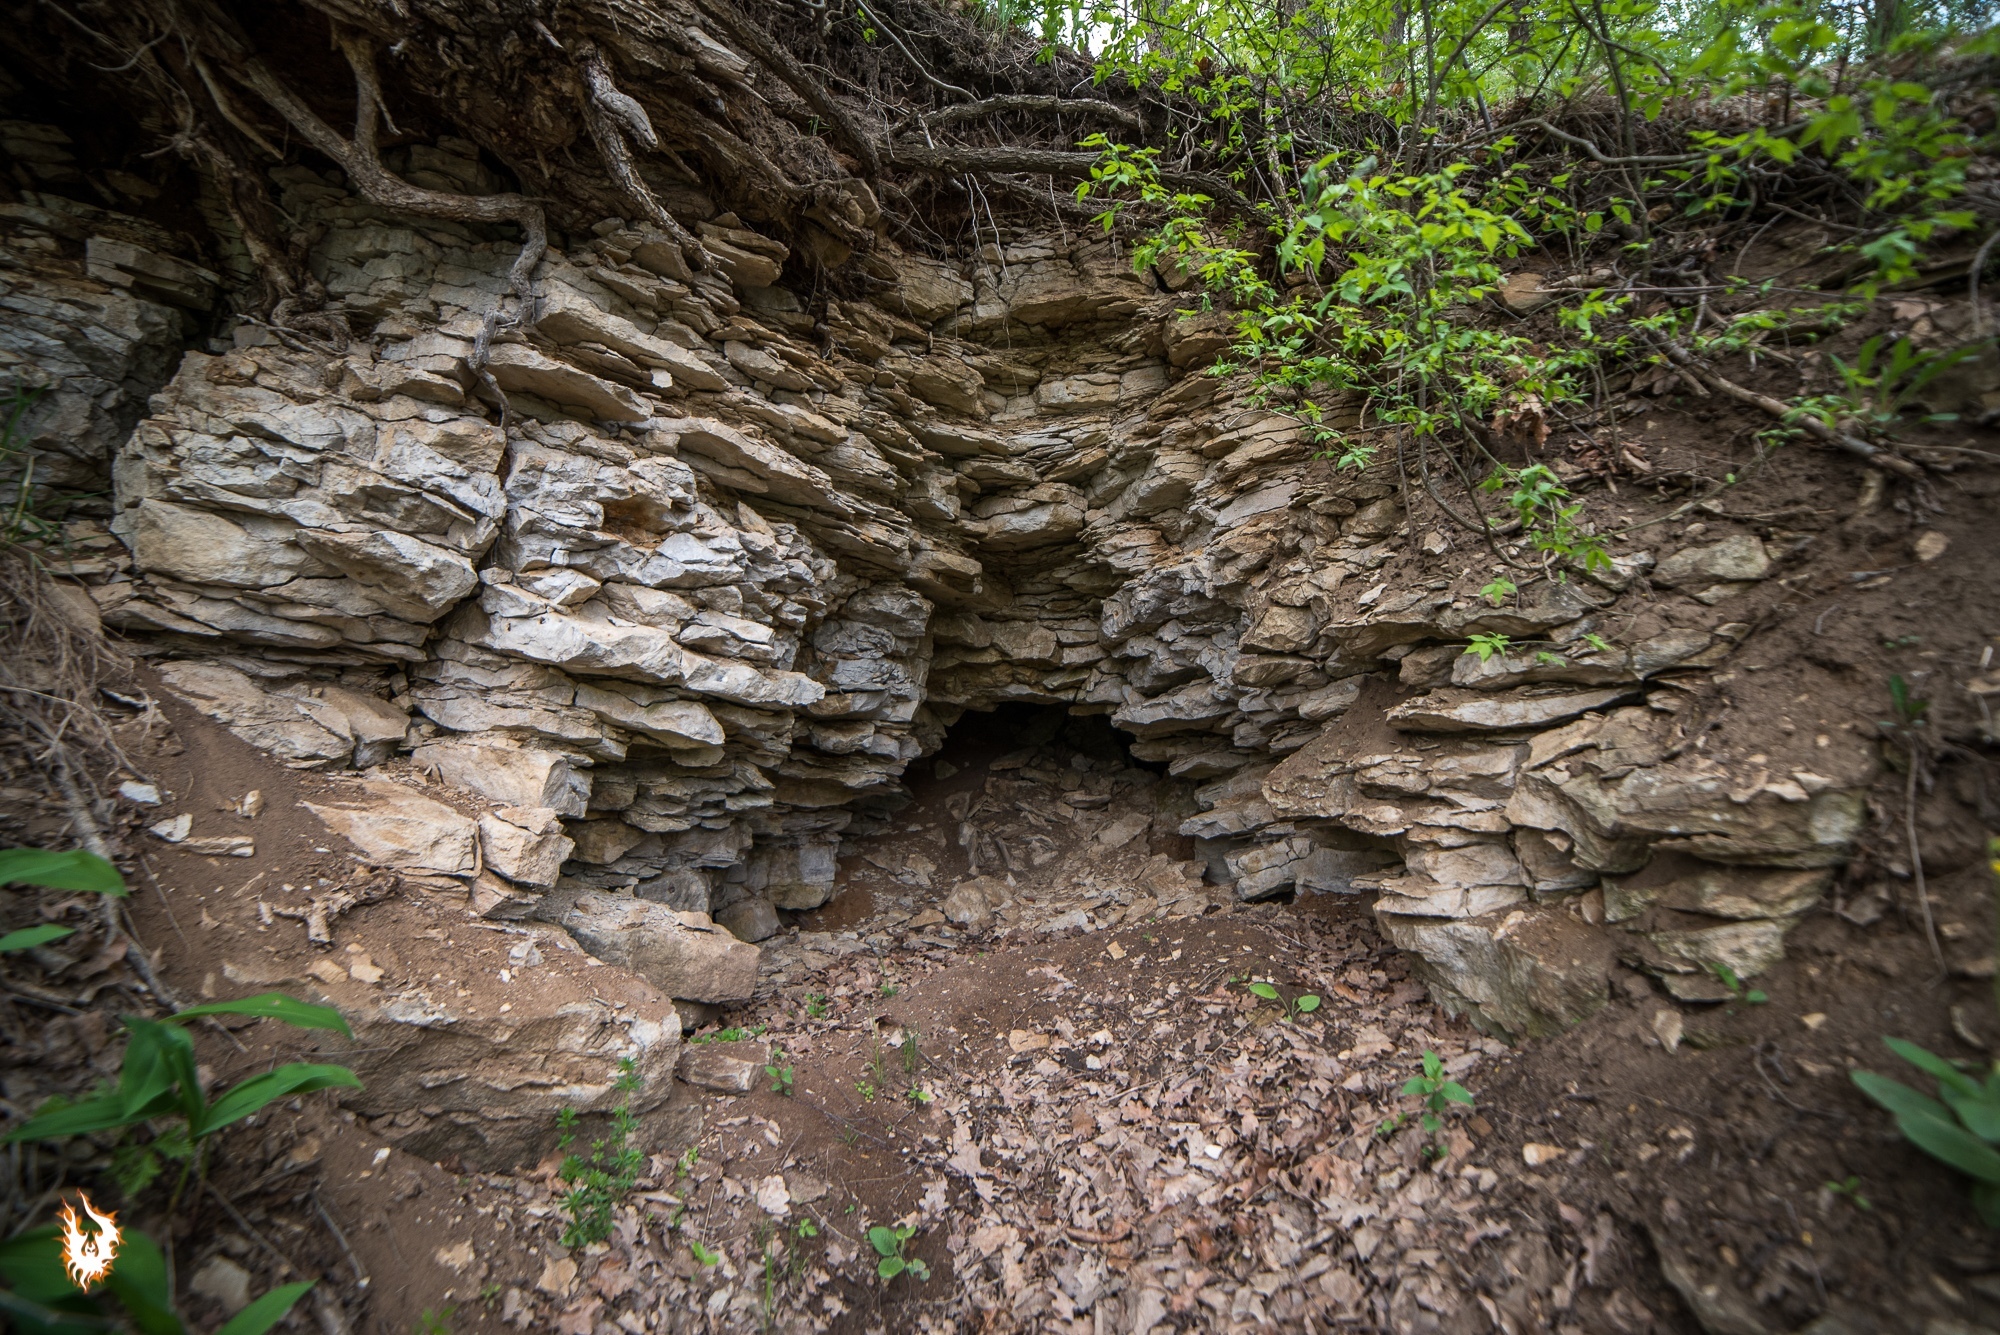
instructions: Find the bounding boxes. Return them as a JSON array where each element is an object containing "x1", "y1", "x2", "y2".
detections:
[
  {"x1": 0, "y1": 925, "x2": 75, "y2": 952},
  {"x1": 214, "y1": 1282, "x2": 315, "y2": 1335},
  {"x1": 0, "y1": 849, "x2": 126, "y2": 896},
  {"x1": 99, "y1": 1228, "x2": 180, "y2": 1335},
  {"x1": 1887, "y1": 1037, "x2": 1982, "y2": 1100},
  {"x1": 877, "y1": 1257, "x2": 906, "y2": 1280},
  {"x1": 0, "y1": 1226, "x2": 100, "y2": 1309},
  {"x1": 1248, "y1": 983, "x2": 1280, "y2": 1001},
  {"x1": 196, "y1": 1064, "x2": 362, "y2": 1138},
  {"x1": 1898, "y1": 1111, "x2": 2000, "y2": 1185},
  {"x1": 2, "y1": 1093, "x2": 135, "y2": 1144},
  {"x1": 172, "y1": 992, "x2": 353, "y2": 1038},
  {"x1": 867, "y1": 1226, "x2": 901, "y2": 1258},
  {"x1": 1443, "y1": 1082, "x2": 1475, "y2": 1106},
  {"x1": 1948, "y1": 1093, "x2": 2000, "y2": 1144},
  {"x1": 1294, "y1": 995, "x2": 1321, "y2": 1013},
  {"x1": 1852, "y1": 1070, "x2": 1952, "y2": 1125}
]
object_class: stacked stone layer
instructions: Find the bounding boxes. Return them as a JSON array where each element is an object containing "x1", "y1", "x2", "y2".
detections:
[{"x1": 4, "y1": 136, "x2": 1874, "y2": 1035}]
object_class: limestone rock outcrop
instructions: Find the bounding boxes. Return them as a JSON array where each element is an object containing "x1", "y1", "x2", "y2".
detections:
[{"x1": 8, "y1": 130, "x2": 1874, "y2": 1039}]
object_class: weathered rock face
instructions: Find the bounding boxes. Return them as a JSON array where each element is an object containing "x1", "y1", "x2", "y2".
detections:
[{"x1": 13, "y1": 132, "x2": 1875, "y2": 1039}]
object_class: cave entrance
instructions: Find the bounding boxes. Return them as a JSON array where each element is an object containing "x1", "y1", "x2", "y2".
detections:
[{"x1": 802, "y1": 702, "x2": 1218, "y2": 935}]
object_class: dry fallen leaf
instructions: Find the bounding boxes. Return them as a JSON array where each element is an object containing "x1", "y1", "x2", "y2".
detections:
[{"x1": 1523, "y1": 1143, "x2": 1565, "y2": 1167}]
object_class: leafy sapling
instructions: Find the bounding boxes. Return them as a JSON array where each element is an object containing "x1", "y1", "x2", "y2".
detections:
[
  {"x1": 1464, "y1": 632, "x2": 1512, "y2": 663},
  {"x1": 1401, "y1": 1050, "x2": 1475, "y2": 1144},
  {"x1": 867, "y1": 1224, "x2": 930, "y2": 1283},
  {"x1": 765, "y1": 1047, "x2": 794, "y2": 1096},
  {"x1": 555, "y1": 1058, "x2": 645, "y2": 1247}
]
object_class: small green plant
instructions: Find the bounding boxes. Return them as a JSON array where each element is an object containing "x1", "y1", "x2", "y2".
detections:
[
  {"x1": 1243, "y1": 979, "x2": 1321, "y2": 1021},
  {"x1": 1825, "y1": 1175, "x2": 1873, "y2": 1210},
  {"x1": 900, "y1": 1030, "x2": 921, "y2": 1075},
  {"x1": 1807, "y1": 335, "x2": 1984, "y2": 435},
  {"x1": 879, "y1": 983, "x2": 898, "y2": 998},
  {"x1": 766, "y1": 1054, "x2": 795, "y2": 1097},
  {"x1": 555, "y1": 1058, "x2": 644, "y2": 1247},
  {"x1": 906, "y1": 1085, "x2": 934, "y2": 1104},
  {"x1": 804, "y1": 993, "x2": 831, "y2": 1019},
  {"x1": 795, "y1": 1218, "x2": 819, "y2": 1240},
  {"x1": 1479, "y1": 575, "x2": 1517, "y2": 607},
  {"x1": 1580, "y1": 633, "x2": 1615, "y2": 655},
  {"x1": 0, "y1": 847, "x2": 129, "y2": 952},
  {"x1": 675, "y1": 1145, "x2": 699, "y2": 1179},
  {"x1": 414, "y1": 1306, "x2": 456, "y2": 1335},
  {"x1": 690, "y1": 1023, "x2": 769, "y2": 1045},
  {"x1": 1707, "y1": 962, "x2": 1769, "y2": 1005},
  {"x1": 1401, "y1": 1050, "x2": 1474, "y2": 1140},
  {"x1": 690, "y1": 1239, "x2": 721, "y2": 1267},
  {"x1": 6, "y1": 991, "x2": 359, "y2": 1200},
  {"x1": 1375, "y1": 1112, "x2": 1406, "y2": 1138},
  {"x1": 854, "y1": 1079, "x2": 877, "y2": 1102},
  {"x1": 1853, "y1": 1038, "x2": 2000, "y2": 1226},
  {"x1": 1463, "y1": 632, "x2": 1512, "y2": 663},
  {"x1": 867, "y1": 1224, "x2": 930, "y2": 1283}
]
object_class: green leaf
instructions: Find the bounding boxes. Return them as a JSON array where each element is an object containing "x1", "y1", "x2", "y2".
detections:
[
  {"x1": 0, "y1": 925, "x2": 76, "y2": 953},
  {"x1": 1976, "y1": 1183, "x2": 2000, "y2": 1229},
  {"x1": 214, "y1": 1282, "x2": 314, "y2": 1335},
  {"x1": 194, "y1": 1064, "x2": 362, "y2": 1138},
  {"x1": 1852, "y1": 1069, "x2": 1953, "y2": 1125},
  {"x1": 0, "y1": 1286, "x2": 113, "y2": 1333},
  {"x1": 878, "y1": 1256, "x2": 906, "y2": 1280},
  {"x1": 1294, "y1": 995, "x2": 1321, "y2": 1013},
  {"x1": 1442, "y1": 1082, "x2": 1475, "y2": 1106},
  {"x1": 0, "y1": 849, "x2": 127, "y2": 895},
  {"x1": 1947, "y1": 1092, "x2": 2000, "y2": 1143},
  {"x1": 867, "y1": 1226, "x2": 901, "y2": 1258},
  {"x1": 1247, "y1": 983, "x2": 1280, "y2": 1001},
  {"x1": 0, "y1": 1226, "x2": 100, "y2": 1309},
  {"x1": 172, "y1": 993, "x2": 353, "y2": 1038},
  {"x1": 100, "y1": 1228, "x2": 180, "y2": 1335},
  {"x1": 1898, "y1": 1110, "x2": 2000, "y2": 1185},
  {"x1": 2, "y1": 1093, "x2": 136, "y2": 1144},
  {"x1": 1887, "y1": 1037, "x2": 1981, "y2": 1100},
  {"x1": 689, "y1": 1241, "x2": 719, "y2": 1267}
]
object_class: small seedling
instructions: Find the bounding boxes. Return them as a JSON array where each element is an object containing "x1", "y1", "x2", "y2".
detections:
[
  {"x1": 1579, "y1": 632, "x2": 1615, "y2": 654},
  {"x1": 479, "y1": 1282, "x2": 504, "y2": 1306},
  {"x1": 907, "y1": 1086, "x2": 934, "y2": 1104},
  {"x1": 1534, "y1": 650, "x2": 1567, "y2": 667},
  {"x1": 1401, "y1": 1050, "x2": 1474, "y2": 1138},
  {"x1": 868, "y1": 1224, "x2": 930, "y2": 1282},
  {"x1": 1707, "y1": 962, "x2": 1768, "y2": 1005},
  {"x1": 854, "y1": 1079, "x2": 877, "y2": 1102},
  {"x1": 880, "y1": 983, "x2": 899, "y2": 998},
  {"x1": 414, "y1": 1307, "x2": 456, "y2": 1335},
  {"x1": 795, "y1": 1218, "x2": 819, "y2": 1239},
  {"x1": 901, "y1": 1030, "x2": 921, "y2": 1074},
  {"x1": 1479, "y1": 575, "x2": 1517, "y2": 607},
  {"x1": 804, "y1": 993, "x2": 831, "y2": 1019},
  {"x1": 676, "y1": 1146, "x2": 699, "y2": 1179},
  {"x1": 1825, "y1": 1175, "x2": 1872, "y2": 1210},
  {"x1": 1376, "y1": 1112, "x2": 1407, "y2": 1138},
  {"x1": 690, "y1": 1239, "x2": 721, "y2": 1267},
  {"x1": 766, "y1": 1057, "x2": 795, "y2": 1097},
  {"x1": 1243, "y1": 979, "x2": 1321, "y2": 1021},
  {"x1": 691, "y1": 1023, "x2": 770, "y2": 1045},
  {"x1": 1464, "y1": 632, "x2": 1512, "y2": 662}
]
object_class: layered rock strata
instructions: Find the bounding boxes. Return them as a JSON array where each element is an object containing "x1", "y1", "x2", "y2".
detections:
[{"x1": 7, "y1": 133, "x2": 1875, "y2": 1037}]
